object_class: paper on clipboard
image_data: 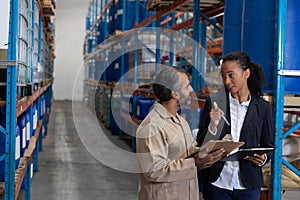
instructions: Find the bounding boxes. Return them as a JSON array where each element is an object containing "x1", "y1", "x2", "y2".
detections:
[
  {"x1": 185, "y1": 140, "x2": 244, "y2": 159},
  {"x1": 199, "y1": 140, "x2": 245, "y2": 155}
]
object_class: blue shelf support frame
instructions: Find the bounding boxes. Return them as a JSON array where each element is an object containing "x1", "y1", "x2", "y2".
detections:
[
  {"x1": 131, "y1": 0, "x2": 140, "y2": 152},
  {"x1": 169, "y1": 13, "x2": 176, "y2": 66},
  {"x1": 38, "y1": 97, "x2": 43, "y2": 152},
  {"x1": 1, "y1": 0, "x2": 54, "y2": 199},
  {"x1": 191, "y1": 0, "x2": 200, "y2": 130},
  {"x1": 119, "y1": 0, "x2": 127, "y2": 140},
  {"x1": 25, "y1": 161, "x2": 32, "y2": 200},
  {"x1": 192, "y1": 0, "x2": 200, "y2": 92},
  {"x1": 155, "y1": 18, "x2": 161, "y2": 73},
  {"x1": 102, "y1": 0, "x2": 108, "y2": 81},
  {"x1": 271, "y1": 0, "x2": 300, "y2": 199},
  {"x1": 5, "y1": 0, "x2": 18, "y2": 199},
  {"x1": 199, "y1": 21, "x2": 207, "y2": 92},
  {"x1": 33, "y1": 99, "x2": 40, "y2": 172},
  {"x1": 271, "y1": 0, "x2": 286, "y2": 199}
]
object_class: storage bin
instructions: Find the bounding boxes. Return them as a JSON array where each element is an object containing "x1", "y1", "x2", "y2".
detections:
[
  {"x1": 0, "y1": 124, "x2": 21, "y2": 181},
  {"x1": 135, "y1": 98, "x2": 154, "y2": 120}
]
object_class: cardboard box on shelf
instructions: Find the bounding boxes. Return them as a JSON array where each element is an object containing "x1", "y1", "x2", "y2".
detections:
[{"x1": 263, "y1": 164, "x2": 300, "y2": 189}]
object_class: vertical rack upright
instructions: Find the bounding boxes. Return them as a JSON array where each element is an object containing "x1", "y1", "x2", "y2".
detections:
[
  {"x1": 0, "y1": 0, "x2": 55, "y2": 199},
  {"x1": 272, "y1": 0, "x2": 300, "y2": 199},
  {"x1": 5, "y1": 1, "x2": 19, "y2": 199}
]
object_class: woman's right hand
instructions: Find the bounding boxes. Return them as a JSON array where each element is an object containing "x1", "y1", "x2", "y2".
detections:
[{"x1": 209, "y1": 102, "x2": 223, "y2": 132}]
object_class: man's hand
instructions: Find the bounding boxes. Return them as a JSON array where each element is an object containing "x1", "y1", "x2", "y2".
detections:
[{"x1": 194, "y1": 148, "x2": 225, "y2": 169}]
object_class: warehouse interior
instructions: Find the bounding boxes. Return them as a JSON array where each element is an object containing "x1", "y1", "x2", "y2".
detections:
[{"x1": 0, "y1": 0, "x2": 299, "y2": 200}]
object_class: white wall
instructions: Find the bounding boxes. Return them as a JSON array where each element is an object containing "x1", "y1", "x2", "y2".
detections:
[
  {"x1": 0, "y1": 0, "x2": 10, "y2": 49},
  {"x1": 54, "y1": 0, "x2": 89, "y2": 100}
]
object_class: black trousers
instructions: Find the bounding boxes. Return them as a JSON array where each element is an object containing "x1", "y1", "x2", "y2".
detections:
[{"x1": 203, "y1": 182, "x2": 260, "y2": 200}]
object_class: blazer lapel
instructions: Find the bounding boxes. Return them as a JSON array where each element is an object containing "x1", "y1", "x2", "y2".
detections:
[
  {"x1": 239, "y1": 95, "x2": 259, "y2": 141},
  {"x1": 219, "y1": 92, "x2": 230, "y2": 139}
]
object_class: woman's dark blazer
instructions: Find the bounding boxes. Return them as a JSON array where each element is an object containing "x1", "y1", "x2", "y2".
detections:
[{"x1": 196, "y1": 91, "x2": 274, "y2": 189}]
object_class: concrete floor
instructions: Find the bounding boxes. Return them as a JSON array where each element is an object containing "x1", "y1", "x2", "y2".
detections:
[
  {"x1": 28, "y1": 101, "x2": 299, "y2": 200},
  {"x1": 31, "y1": 101, "x2": 139, "y2": 200}
]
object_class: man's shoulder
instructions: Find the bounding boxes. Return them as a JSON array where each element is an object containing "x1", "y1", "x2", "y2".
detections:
[
  {"x1": 139, "y1": 111, "x2": 164, "y2": 128},
  {"x1": 137, "y1": 110, "x2": 165, "y2": 136}
]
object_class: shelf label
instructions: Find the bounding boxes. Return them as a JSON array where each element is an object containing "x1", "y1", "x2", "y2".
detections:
[
  {"x1": 30, "y1": 163, "x2": 33, "y2": 178},
  {"x1": 26, "y1": 122, "x2": 30, "y2": 140},
  {"x1": 22, "y1": 129, "x2": 26, "y2": 148},
  {"x1": 16, "y1": 135, "x2": 20, "y2": 160}
]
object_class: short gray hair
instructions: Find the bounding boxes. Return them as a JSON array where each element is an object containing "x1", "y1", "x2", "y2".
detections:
[{"x1": 152, "y1": 67, "x2": 185, "y2": 101}]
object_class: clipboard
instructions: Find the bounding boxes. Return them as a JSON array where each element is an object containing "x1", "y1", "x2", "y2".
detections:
[
  {"x1": 221, "y1": 147, "x2": 274, "y2": 161},
  {"x1": 199, "y1": 140, "x2": 245, "y2": 155},
  {"x1": 186, "y1": 140, "x2": 245, "y2": 159}
]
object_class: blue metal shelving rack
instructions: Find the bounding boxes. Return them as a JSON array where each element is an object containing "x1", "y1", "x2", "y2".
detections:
[
  {"x1": 83, "y1": 0, "x2": 224, "y2": 152},
  {"x1": 0, "y1": 0, "x2": 54, "y2": 199},
  {"x1": 4, "y1": 1, "x2": 19, "y2": 199},
  {"x1": 83, "y1": 1, "x2": 299, "y2": 199},
  {"x1": 271, "y1": 0, "x2": 300, "y2": 199}
]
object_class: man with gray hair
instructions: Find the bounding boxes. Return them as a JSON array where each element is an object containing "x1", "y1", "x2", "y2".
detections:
[{"x1": 136, "y1": 66, "x2": 225, "y2": 200}]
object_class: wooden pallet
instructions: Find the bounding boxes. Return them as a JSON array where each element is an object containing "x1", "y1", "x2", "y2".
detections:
[
  {"x1": 147, "y1": 0, "x2": 175, "y2": 11},
  {"x1": 41, "y1": 0, "x2": 52, "y2": 5},
  {"x1": 43, "y1": 15, "x2": 52, "y2": 24},
  {"x1": 206, "y1": 38, "x2": 223, "y2": 54},
  {"x1": 44, "y1": 23, "x2": 53, "y2": 33},
  {"x1": 263, "y1": 164, "x2": 300, "y2": 190},
  {"x1": 147, "y1": 0, "x2": 223, "y2": 12},
  {"x1": 46, "y1": 32, "x2": 54, "y2": 43},
  {"x1": 51, "y1": 50, "x2": 56, "y2": 59},
  {"x1": 41, "y1": 0, "x2": 55, "y2": 16}
]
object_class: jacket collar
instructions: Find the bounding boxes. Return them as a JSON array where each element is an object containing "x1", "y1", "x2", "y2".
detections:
[
  {"x1": 240, "y1": 93, "x2": 259, "y2": 132},
  {"x1": 154, "y1": 102, "x2": 181, "y2": 124}
]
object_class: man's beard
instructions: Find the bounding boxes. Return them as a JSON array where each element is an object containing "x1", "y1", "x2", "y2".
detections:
[{"x1": 177, "y1": 92, "x2": 192, "y2": 107}]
